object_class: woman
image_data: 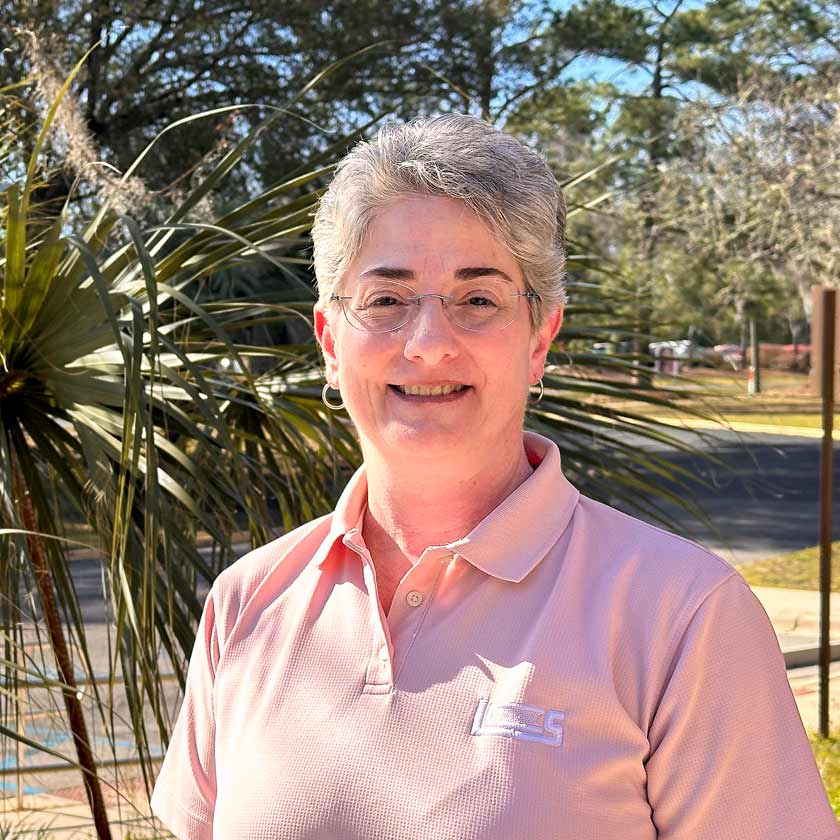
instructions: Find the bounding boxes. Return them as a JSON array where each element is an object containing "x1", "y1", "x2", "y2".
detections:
[{"x1": 151, "y1": 114, "x2": 838, "y2": 839}]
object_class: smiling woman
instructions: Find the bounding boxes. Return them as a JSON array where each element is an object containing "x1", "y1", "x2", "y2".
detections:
[
  {"x1": 150, "y1": 115, "x2": 839, "y2": 840},
  {"x1": 313, "y1": 193, "x2": 561, "y2": 535}
]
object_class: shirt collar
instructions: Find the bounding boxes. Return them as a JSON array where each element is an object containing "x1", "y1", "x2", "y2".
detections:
[
  {"x1": 316, "y1": 431, "x2": 579, "y2": 582},
  {"x1": 312, "y1": 465, "x2": 368, "y2": 568}
]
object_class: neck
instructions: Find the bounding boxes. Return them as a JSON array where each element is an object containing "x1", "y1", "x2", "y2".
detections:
[{"x1": 361, "y1": 436, "x2": 534, "y2": 565}]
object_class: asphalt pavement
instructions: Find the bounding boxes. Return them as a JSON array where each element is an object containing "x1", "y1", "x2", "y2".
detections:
[{"x1": 617, "y1": 427, "x2": 836, "y2": 566}]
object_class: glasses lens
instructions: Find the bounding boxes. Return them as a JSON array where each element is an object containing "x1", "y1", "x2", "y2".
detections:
[
  {"x1": 344, "y1": 281, "x2": 413, "y2": 332},
  {"x1": 448, "y1": 281, "x2": 517, "y2": 332}
]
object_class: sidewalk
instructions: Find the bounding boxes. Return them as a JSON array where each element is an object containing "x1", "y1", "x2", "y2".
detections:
[
  {"x1": 752, "y1": 585, "x2": 840, "y2": 668},
  {"x1": 0, "y1": 793, "x2": 162, "y2": 838},
  {"x1": 751, "y1": 585, "x2": 840, "y2": 734},
  {"x1": 1, "y1": 583, "x2": 838, "y2": 837},
  {"x1": 647, "y1": 415, "x2": 825, "y2": 438}
]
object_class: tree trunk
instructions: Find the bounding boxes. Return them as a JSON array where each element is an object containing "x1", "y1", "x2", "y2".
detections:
[
  {"x1": 14, "y1": 472, "x2": 112, "y2": 840},
  {"x1": 633, "y1": 29, "x2": 668, "y2": 387}
]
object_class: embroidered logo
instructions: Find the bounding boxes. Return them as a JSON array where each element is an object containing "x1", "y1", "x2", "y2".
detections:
[{"x1": 471, "y1": 698, "x2": 565, "y2": 747}]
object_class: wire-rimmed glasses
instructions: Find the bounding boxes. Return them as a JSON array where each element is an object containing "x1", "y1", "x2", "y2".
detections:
[{"x1": 330, "y1": 279, "x2": 540, "y2": 334}]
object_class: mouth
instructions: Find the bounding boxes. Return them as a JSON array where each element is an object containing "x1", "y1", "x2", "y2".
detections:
[{"x1": 388, "y1": 383, "x2": 471, "y2": 401}]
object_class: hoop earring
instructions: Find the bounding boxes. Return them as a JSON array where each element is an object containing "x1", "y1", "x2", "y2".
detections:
[
  {"x1": 529, "y1": 378, "x2": 544, "y2": 404},
  {"x1": 321, "y1": 382, "x2": 345, "y2": 411}
]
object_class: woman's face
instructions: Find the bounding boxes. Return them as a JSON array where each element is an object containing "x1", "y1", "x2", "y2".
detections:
[{"x1": 314, "y1": 196, "x2": 562, "y2": 465}]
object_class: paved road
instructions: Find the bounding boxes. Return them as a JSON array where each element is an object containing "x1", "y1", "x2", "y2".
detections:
[{"x1": 618, "y1": 428, "x2": 838, "y2": 566}]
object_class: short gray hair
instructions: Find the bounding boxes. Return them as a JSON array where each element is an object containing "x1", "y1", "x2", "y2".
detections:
[{"x1": 311, "y1": 113, "x2": 567, "y2": 328}]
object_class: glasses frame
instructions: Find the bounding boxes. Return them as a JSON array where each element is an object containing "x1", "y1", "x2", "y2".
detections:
[{"x1": 329, "y1": 284, "x2": 541, "y2": 334}]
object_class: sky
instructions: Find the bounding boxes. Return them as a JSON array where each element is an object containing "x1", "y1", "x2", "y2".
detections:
[{"x1": 550, "y1": 0, "x2": 713, "y2": 94}]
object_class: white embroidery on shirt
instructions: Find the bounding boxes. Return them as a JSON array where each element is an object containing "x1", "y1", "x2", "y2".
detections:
[{"x1": 471, "y1": 698, "x2": 565, "y2": 747}]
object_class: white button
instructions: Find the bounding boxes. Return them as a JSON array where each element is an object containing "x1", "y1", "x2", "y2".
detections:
[
  {"x1": 406, "y1": 590, "x2": 423, "y2": 607},
  {"x1": 379, "y1": 645, "x2": 389, "y2": 661}
]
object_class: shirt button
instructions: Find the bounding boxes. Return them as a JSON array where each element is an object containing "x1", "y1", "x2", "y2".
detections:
[
  {"x1": 379, "y1": 645, "x2": 389, "y2": 661},
  {"x1": 406, "y1": 590, "x2": 423, "y2": 607}
]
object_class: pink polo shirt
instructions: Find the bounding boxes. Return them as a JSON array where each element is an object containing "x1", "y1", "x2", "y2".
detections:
[{"x1": 151, "y1": 432, "x2": 839, "y2": 839}]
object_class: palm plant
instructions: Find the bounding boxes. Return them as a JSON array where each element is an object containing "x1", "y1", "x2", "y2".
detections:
[
  {"x1": 0, "y1": 56, "x2": 363, "y2": 837},
  {"x1": 0, "y1": 49, "x2": 717, "y2": 839}
]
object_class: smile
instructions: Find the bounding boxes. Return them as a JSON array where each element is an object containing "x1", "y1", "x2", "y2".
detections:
[{"x1": 389, "y1": 384, "x2": 471, "y2": 399}]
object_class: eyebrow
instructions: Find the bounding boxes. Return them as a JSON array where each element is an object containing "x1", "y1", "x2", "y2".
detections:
[{"x1": 360, "y1": 266, "x2": 514, "y2": 283}]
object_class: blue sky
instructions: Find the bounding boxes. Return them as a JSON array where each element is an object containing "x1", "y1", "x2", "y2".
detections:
[{"x1": 549, "y1": 0, "x2": 713, "y2": 94}]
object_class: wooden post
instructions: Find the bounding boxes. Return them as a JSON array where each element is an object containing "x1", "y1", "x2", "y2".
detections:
[
  {"x1": 818, "y1": 287, "x2": 836, "y2": 738},
  {"x1": 811, "y1": 285, "x2": 840, "y2": 397}
]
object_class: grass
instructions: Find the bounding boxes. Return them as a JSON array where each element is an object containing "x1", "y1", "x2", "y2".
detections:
[
  {"x1": 654, "y1": 369, "x2": 826, "y2": 417},
  {"x1": 738, "y1": 543, "x2": 840, "y2": 592},
  {"x1": 590, "y1": 368, "x2": 831, "y2": 427},
  {"x1": 587, "y1": 368, "x2": 836, "y2": 431},
  {"x1": 658, "y1": 368, "x2": 819, "y2": 404},
  {"x1": 809, "y1": 730, "x2": 840, "y2": 816}
]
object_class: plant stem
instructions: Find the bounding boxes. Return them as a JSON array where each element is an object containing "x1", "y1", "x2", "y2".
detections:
[{"x1": 14, "y1": 471, "x2": 112, "y2": 840}]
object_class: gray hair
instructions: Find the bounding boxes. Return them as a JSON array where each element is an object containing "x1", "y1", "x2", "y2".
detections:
[{"x1": 311, "y1": 113, "x2": 567, "y2": 328}]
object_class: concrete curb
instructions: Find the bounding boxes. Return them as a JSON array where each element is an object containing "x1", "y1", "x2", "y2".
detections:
[{"x1": 784, "y1": 642, "x2": 840, "y2": 670}]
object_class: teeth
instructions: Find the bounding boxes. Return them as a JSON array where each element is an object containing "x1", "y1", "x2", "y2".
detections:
[{"x1": 398, "y1": 384, "x2": 466, "y2": 396}]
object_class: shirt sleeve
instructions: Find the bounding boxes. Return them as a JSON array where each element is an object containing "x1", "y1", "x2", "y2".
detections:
[
  {"x1": 645, "y1": 573, "x2": 839, "y2": 839},
  {"x1": 151, "y1": 586, "x2": 220, "y2": 840}
]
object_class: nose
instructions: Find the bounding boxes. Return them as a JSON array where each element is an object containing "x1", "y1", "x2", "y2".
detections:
[{"x1": 401, "y1": 296, "x2": 460, "y2": 366}]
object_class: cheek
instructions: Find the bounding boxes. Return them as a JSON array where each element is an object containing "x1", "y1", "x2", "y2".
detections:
[
  {"x1": 337, "y1": 336, "x2": 390, "y2": 392},
  {"x1": 497, "y1": 337, "x2": 532, "y2": 378}
]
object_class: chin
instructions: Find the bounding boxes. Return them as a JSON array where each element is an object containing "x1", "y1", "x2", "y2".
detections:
[{"x1": 377, "y1": 424, "x2": 470, "y2": 459}]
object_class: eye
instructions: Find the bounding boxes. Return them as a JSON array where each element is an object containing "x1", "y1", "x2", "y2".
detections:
[
  {"x1": 368, "y1": 295, "x2": 403, "y2": 307},
  {"x1": 359, "y1": 287, "x2": 411, "y2": 308},
  {"x1": 466, "y1": 295, "x2": 497, "y2": 307},
  {"x1": 455, "y1": 287, "x2": 502, "y2": 308}
]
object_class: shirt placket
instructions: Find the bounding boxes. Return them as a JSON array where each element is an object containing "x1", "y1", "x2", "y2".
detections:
[
  {"x1": 342, "y1": 531, "x2": 454, "y2": 692},
  {"x1": 387, "y1": 547, "x2": 453, "y2": 685}
]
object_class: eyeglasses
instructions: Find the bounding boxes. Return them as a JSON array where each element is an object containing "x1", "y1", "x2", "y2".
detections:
[{"x1": 330, "y1": 279, "x2": 540, "y2": 334}]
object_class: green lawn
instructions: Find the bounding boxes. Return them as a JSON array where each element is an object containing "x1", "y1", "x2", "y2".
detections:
[
  {"x1": 809, "y1": 730, "x2": 840, "y2": 816},
  {"x1": 738, "y1": 543, "x2": 840, "y2": 592},
  {"x1": 652, "y1": 369, "x2": 819, "y2": 405},
  {"x1": 597, "y1": 369, "x2": 839, "y2": 431},
  {"x1": 595, "y1": 369, "x2": 830, "y2": 426}
]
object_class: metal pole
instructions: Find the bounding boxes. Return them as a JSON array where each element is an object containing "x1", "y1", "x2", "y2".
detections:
[{"x1": 819, "y1": 287, "x2": 836, "y2": 738}]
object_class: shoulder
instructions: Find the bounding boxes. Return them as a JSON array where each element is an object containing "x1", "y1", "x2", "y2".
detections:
[
  {"x1": 574, "y1": 494, "x2": 736, "y2": 581},
  {"x1": 565, "y1": 497, "x2": 771, "y2": 726},
  {"x1": 207, "y1": 513, "x2": 334, "y2": 642},
  {"x1": 569, "y1": 494, "x2": 743, "y2": 636}
]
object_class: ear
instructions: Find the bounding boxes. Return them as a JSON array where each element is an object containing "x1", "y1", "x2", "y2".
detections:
[
  {"x1": 529, "y1": 305, "x2": 563, "y2": 383},
  {"x1": 314, "y1": 301, "x2": 340, "y2": 387}
]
